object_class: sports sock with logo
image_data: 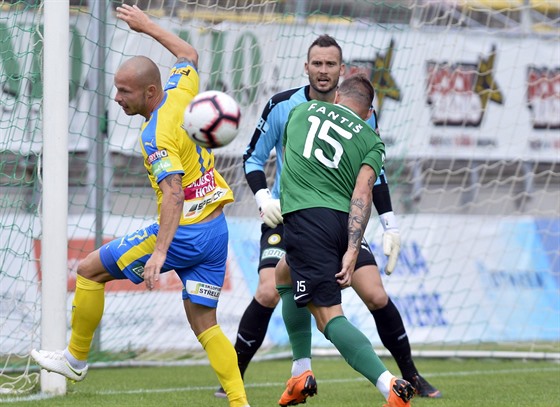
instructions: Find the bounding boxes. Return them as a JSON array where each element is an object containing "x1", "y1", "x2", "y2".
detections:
[
  {"x1": 371, "y1": 298, "x2": 418, "y2": 380},
  {"x1": 198, "y1": 324, "x2": 248, "y2": 407},
  {"x1": 68, "y1": 274, "x2": 105, "y2": 361},
  {"x1": 234, "y1": 297, "x2": 275, "y2": 378},
  {"x1": 324, "y1": 315, "x2": 388, "y2": 384}
]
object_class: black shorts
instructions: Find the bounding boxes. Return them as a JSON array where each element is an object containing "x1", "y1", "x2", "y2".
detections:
[
  {"x1": 356, "y1": 237, "x2": 377, "y2": 270},
  {"x1": 258, "y1": 223, "x2": 286, "y2": 271},
  {"x1": 256, "y1": 219, "x2": 376, "y2": 273},
  {"x1": 284, "y1": 207, "x2": 348, "y2": 308}
]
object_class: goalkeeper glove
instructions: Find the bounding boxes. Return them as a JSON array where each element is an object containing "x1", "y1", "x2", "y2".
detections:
[
  {"x1": 380, "y1": 211, "x2": 401, "y2": 275},
  {"x1": 254, "y1": 188, "x2": 283, "y2": 228}
]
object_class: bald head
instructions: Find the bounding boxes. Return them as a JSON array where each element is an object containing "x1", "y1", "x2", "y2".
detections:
[
  {"x1": 114, "y1": 56, "x2": 164, "y2": 120},
  {"x1": 117, "y1": 56, "x2": 162, "y2": 89}
]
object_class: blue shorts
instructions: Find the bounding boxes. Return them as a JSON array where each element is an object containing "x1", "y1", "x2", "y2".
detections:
[{"x1": 99, "y1": 213, "x2": 228, "y2": 308}]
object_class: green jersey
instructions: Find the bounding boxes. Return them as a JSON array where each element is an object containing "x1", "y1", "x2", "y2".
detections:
[{"x1": 280, "y1": 100, "x2": 385, "y2": 215}]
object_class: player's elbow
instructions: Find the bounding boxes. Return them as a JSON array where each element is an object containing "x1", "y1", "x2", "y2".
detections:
[{"x1": 178, "y1": 48, "x2": 199, "y2": 68}]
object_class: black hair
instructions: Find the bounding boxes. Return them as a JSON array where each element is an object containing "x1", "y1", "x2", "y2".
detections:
[{"x1": 307, "y1": 34, "x2": 343, "y2": 62}]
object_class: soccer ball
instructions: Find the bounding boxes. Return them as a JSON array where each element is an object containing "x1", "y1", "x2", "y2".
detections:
[{"x1": 182, "y1": 90, "x2": 241, "y2": 149}]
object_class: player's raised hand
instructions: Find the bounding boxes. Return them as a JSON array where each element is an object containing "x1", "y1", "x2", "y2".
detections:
[{"x1": 116, "y1": 4, "x2": 152, "y2": 33}]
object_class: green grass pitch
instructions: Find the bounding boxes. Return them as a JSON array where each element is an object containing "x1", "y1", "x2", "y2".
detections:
[{"x1": 2, "y1": 357, "x2": 559, "y2": 406}]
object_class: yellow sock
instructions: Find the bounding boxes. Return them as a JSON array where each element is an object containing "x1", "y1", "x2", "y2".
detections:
[
  {"x1": 198, "y1": 325, "x2": 248, "y2": 407},
  {"x1": 67, "y1": 275, "x2": 105, "y2": 361}
]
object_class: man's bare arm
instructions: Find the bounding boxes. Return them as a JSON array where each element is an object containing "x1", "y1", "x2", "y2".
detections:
[
  {"x1": 116, "y1": 4, "x2": 198, "y2": 67},
  {"x1": 142, "y1": 173, "x2": 183, "y2": 290},
  {"x1": 337, "y1": 165, "x2": 376, "y2": 287}
]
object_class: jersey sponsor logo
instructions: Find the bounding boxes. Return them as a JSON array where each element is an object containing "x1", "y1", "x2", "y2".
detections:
[
  {"x1": 171, "y1": 66, "x2": 192, "y2": 77},
  {"x1": 167, "y1": 66, "x2": 193, "y2": 90},
  {"x1": 152, "y1": 159, "x2": 172, "y2": 178},
  {"x1": 261, "y1": 247, "x2": 285, "y2": 261},
  {"x1": 267, "y1": 233, "x2": 281, "y2": 245},
  {"x1": 184, "y1": 168, "x2": 217, "y2": 200},
  {"x1": 185, "y1": 280, "x2": 221, "y2": 300},
  {"x1": 183, "y1": 188, "x2": 227, "y2": 218},
  {"x1": 147, "y1": 149, "x2": 168, "y2": 164}
]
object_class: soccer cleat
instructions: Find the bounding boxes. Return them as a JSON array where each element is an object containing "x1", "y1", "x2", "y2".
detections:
[
  {"x1": 278, "y1": 370, "x2": 317, "y2": 406},
  {"x1": 384, "y1": 377, "x2": 415, "y2": 407},
  {"x1": 30, "y1": 349, "x2": 88, "y2": 382},
  {"x1": 214, "y1": 386, "x2": 227, "y2": 398},
  {"x1": 409, "y1": 374, "x2": 441, "y2": 398}
]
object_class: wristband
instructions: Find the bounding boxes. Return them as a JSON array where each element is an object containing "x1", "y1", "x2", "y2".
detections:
[
  {"x1": 254, "y1": 188, "x2": 272, "y2": 210},
  {"x1": 379, "y1": 211, "x2": 398, "y2": 231}
]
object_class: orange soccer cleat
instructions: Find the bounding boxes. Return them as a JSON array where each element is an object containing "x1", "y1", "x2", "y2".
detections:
[
  {"x1": 384, "y1": 377, "x2": 415, "y2": 407},
  {"x1": 278, "y1": 370, "x2": 318, "y2": 406}
]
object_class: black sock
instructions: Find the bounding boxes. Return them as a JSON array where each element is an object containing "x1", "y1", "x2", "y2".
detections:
[
  {"x1": 372, "y1": 298, "x2": 418, "y2": 380},
  {"x1": 234, "y1": 298, "x2": 275, "y2": 378}
]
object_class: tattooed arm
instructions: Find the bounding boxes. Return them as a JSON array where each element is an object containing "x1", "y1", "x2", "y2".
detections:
[
  {"x1": 336, "y1": 165, "x2": 376, "y2": 288},
  {"x1": 143, "y1": 173, "x2": 184, "y2": 290}
]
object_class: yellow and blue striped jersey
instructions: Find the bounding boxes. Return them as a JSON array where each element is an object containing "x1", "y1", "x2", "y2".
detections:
[{"x1": 139, "y1": 61, "x2": 234, "y2": 225}]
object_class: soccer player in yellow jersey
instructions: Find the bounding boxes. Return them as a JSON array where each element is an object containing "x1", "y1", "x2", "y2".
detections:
[{"x1": 31, "y1": 5, "x2": 250, "y2": 407}]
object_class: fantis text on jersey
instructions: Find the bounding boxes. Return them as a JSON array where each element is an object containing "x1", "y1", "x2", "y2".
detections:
[{"x1": 307, "y1": 102, "x2": 364, "y2": 134}]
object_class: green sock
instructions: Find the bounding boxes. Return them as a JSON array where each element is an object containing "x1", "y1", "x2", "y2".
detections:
[
  {"x1": 324, "y1": 315, "x2": 388, "y2": 384},
  {"x1": 277, "y1": 284, "x2": 312, "y2": 360}
]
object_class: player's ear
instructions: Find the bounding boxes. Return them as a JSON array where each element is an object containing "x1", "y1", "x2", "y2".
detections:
[
  {"x1": 340, "y1": 63, "x2": 346, "y2": 76},
  {"x1": 145, "y1": 84, "x2": 157, "y2": 98},
  {"x1": 304, "y1": 61, "x2": 309, "y2": 76},
  {"x1": 334, "y1": 90, "x2": 340, "y2": 104}
]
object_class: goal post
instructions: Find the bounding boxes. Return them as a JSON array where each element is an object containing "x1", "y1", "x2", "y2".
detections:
[
  {"x1": 0, "y1": 0, "x2": 558, "y2": 397},
  {"x1": 39, "y1": 0, "x2": 69, "y2": 395}
]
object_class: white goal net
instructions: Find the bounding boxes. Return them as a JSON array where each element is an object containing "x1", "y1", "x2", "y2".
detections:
[{"x1": 1, "y1": 0, "x2": 558, "y2": 395}]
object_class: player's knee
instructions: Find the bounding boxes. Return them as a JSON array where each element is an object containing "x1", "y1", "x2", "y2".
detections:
[
  {"x1": 255, "y1": 287, "x2": 280, "y2": 308},
  {"x1": 77, "y1": 251, "x2": 109, "y2": 282},
  {"x1": 274, "y1": 258, "x2": 291, "y2": 285},
  {"x1": 77, "y1": 254, "x2": 95, "y2": 278},
  {"x1": 364, "y1": 291, "x2": 389, "y2": 311}
]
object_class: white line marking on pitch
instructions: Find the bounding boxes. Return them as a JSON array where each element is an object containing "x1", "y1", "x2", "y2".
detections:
[{"x1": 2, "y1": 366, "x2": 559, "y2": 402}]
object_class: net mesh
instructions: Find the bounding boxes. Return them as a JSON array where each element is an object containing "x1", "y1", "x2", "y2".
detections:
[{"x1": 1, "y1": 0, "x2": 558, "y2": 395}]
